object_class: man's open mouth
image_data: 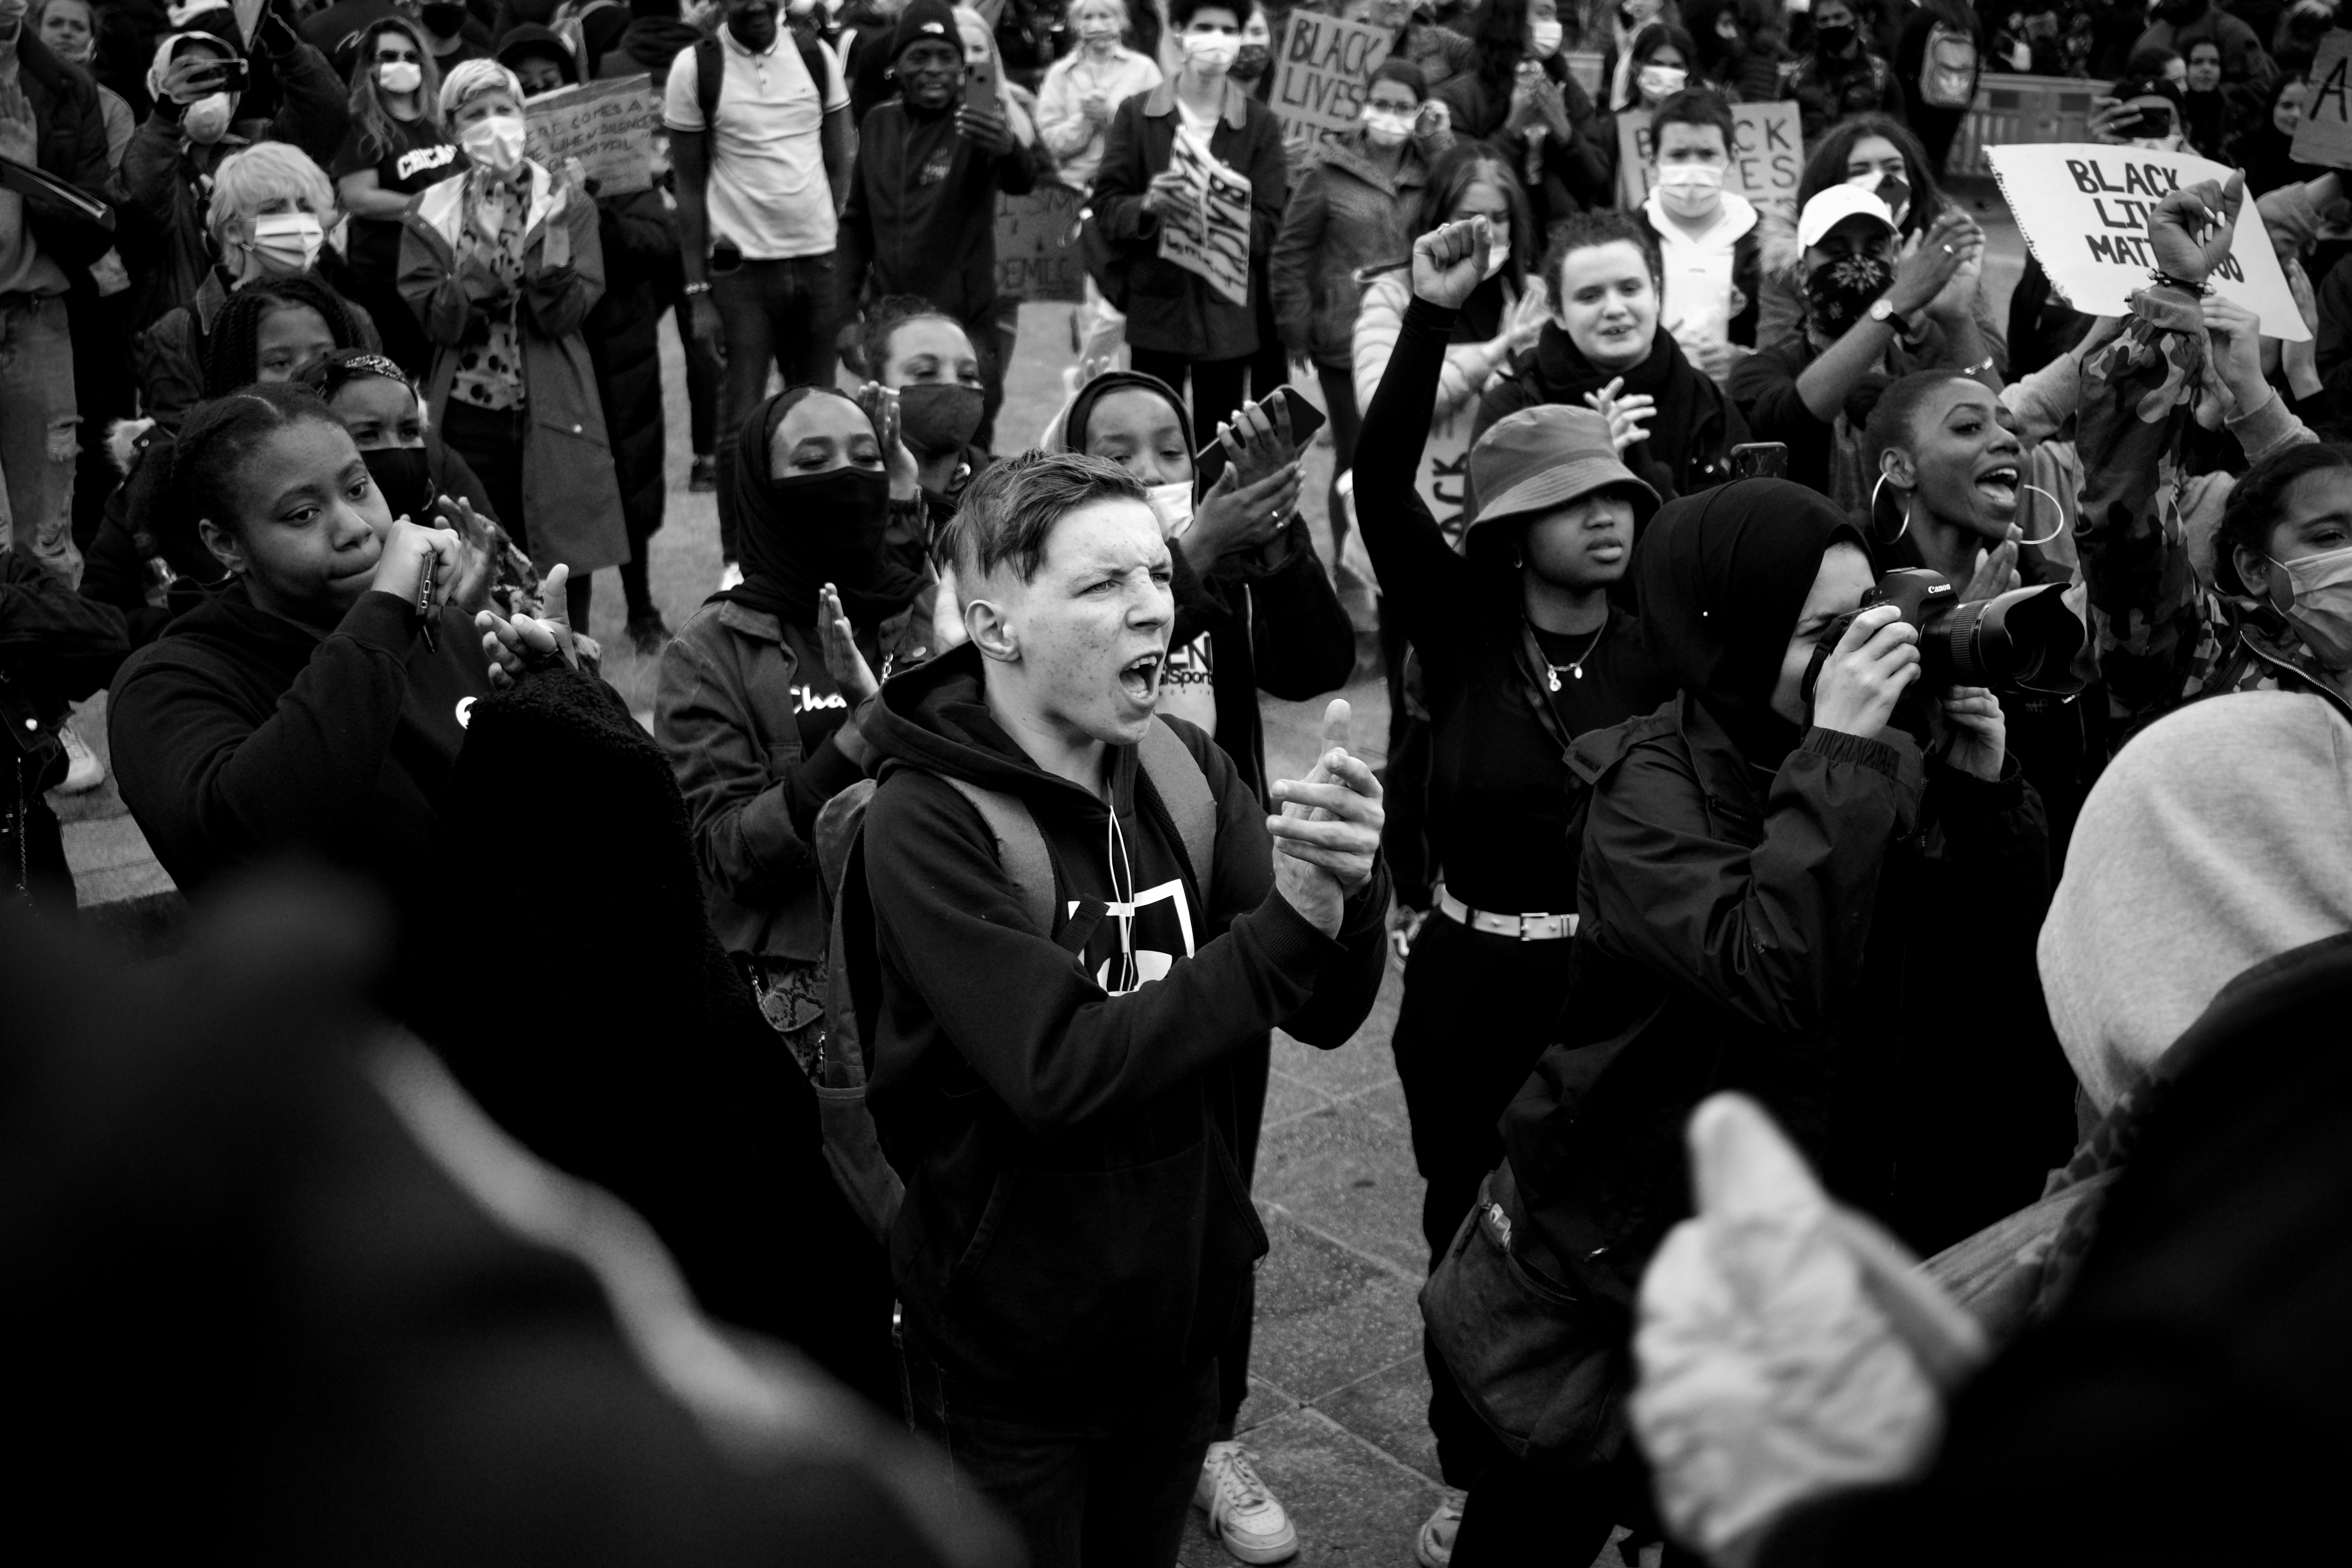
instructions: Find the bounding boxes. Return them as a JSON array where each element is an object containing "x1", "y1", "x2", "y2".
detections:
[{"x1": 1118, "y1": 651, "x2": 1163, "y2": 704}]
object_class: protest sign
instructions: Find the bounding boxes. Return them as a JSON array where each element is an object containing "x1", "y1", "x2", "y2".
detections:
[
  {"x1": 2291, "y1": 29, "x2": 2352, "y2": 167},
  {"x1": 234, "y1": 0, "x2": 265, "y2": 44},
  {"x1": 1269, "y1": 11, "x2": 1393, "y2": 154},
  {"x1": 996, "y1": 181, "x2": 1087, "y2": 302},
  {"x1": 523, "y1": 75, "x2": 660, "y2": 194},
  {"x1": 1986, "y1": 143, "x2": 2308, "y2": 341},
  {"x1": 1158, "y1": 129, "x2": 1252, "y2": 307},
  {"x1": 1613, "y1": 101, "x2": 1802, "y2": 218}
]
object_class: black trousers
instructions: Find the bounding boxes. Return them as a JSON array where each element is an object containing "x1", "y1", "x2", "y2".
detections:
[
  {"x1": 1216, "y1": 1032, "x2": 1271, "y2": 1434},
  {"x1": 1390, "y1": 913, "x2": 1576, "y2": 1488},
  {"x1": 1454, "y1": 1443, "x2": 1701, "y2": 1568},
  {"x1": 1128, "y1": 348, "x2": 1250, "y2": 449}
]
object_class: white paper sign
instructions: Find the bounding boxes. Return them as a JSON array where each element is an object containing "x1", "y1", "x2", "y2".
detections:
[
  {"x1": 1157, "y1": 128, "x2": 1252, "y2": 308},
  {"x1": 1986, "y1": 143, "x2": 2309, "y2": 341},
  {"x1": 1269, "y1": 12, "x2": 1394, "y2": 155}
]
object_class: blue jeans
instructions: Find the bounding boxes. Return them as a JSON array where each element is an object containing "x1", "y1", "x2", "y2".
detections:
[
  {"x1": 0, "y1": 295, "x2": 81, "y2": 585},
  {"x1": 712, "y1": 252, "x2": 838, "y2": 562},
  {"x1": 898, "y1": 1321, "x2": 1216, "y2": 1568}
]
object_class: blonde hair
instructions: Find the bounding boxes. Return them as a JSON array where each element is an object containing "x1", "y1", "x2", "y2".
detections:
[
  {"x1": 206, "y1": 141, "x2": 337, "y2": 250},
  {"x1": 440, "y1": 58, "x2": 525, "y2": 120}
]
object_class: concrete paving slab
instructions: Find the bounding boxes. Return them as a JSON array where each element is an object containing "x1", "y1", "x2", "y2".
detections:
[
  {"x1": 1248, "y1": 1210, "x2": 1426, "y2": 1405},
  {"x1": 1256, "y1": 1100, "x2": 1430, "y2": 1285},
  {"x1": 1178, "y1": 1405, "x2": 1446, "y2": 1568},
  {"x1": 1313, "y1": 1352, "x2": 1443, "y2": 1483}
]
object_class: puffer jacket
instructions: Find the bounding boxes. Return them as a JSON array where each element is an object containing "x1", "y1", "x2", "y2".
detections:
[
  {"x1": 1270, "y1": 131, "x2": 1439, "y2": 368},
  {"x1": 583, "y1": 185, "x2": 675, "y2": 558},
  {"x1": 1500, "y1": 691, "x2": 2060, "y2": 1303}
]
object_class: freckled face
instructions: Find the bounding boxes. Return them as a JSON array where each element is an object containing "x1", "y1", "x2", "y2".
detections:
[{"x1": 990, "y1": 497, "x2": 1176, "y2": 746}]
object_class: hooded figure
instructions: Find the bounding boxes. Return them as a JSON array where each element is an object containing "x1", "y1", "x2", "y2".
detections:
[
  {"x1": 652, "y1": 385, "x2": 931, "y2": 1063},
  {"x1": 1500, "y1": 478, "x2": 2061, "y2": 1323}
]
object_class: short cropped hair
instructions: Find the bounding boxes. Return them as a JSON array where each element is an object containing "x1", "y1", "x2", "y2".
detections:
[
  {"x1": 206, "y1": 141, "x2": 337, "y2": 250},
  {"x1": 1651, "y1": 87, "x2": 1735, "y2": 154},
  {"x1": 1546, "y1": 207, "x2": 1663, "y2": 291},
  {"x1": 1170, "y1": 0, "x2": 1255, "y2": 30},
  {"x1": 945, "y1": 451, "x2": 1150, "y2": 586}
]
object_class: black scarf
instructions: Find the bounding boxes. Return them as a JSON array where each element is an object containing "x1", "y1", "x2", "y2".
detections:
[
  {"x1": 711, "y1": 387, "x2": 922, "y2": 629},
  {"x1": 1633, "y1": 478, "x2": 1867, "y2": 765},
  {"x1": 1519, "y1": 320, "x2": 1712, "y2": 488}
]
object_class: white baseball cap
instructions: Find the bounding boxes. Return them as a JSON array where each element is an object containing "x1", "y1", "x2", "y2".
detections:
[{"x1": 1797, "y1": 185, "x2": 1897, "y2": 249}]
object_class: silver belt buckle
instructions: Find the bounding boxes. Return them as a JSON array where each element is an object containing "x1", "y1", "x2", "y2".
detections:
[{"x1": 1517, "y1": 912, "x2": 1544, "y2": 941}]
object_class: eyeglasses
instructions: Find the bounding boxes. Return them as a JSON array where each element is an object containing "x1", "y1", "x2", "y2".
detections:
[{"x1": 377, "y1": 48, "x2": 421, "y2": 63}]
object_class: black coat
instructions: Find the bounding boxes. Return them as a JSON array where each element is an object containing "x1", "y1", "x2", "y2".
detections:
[
  {"x1": 10, "y1": 30, "x2": 114, "y2": 272},
  {"x1": 586, "y1": 186, "x2": 675, "y2": 552},
  {"x1": 1502, "y1": 691, "x2": 2060, "y2": 1301}
]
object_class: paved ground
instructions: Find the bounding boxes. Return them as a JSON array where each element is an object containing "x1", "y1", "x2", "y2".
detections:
[{"x1": 58, "y1": 186, "x2": 2027, "y2": 1563}]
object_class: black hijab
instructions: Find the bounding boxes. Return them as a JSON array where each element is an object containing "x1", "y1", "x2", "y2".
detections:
[
  {"x1": 714, "y1": 386, "x2": 922, "y2": 628},
  {"x1": 1634, "y1": 477, "x2": 1867, "y2": 764},
  {"x1": 1062, "y1": 369, "x2": 1196, "y2": 466}
]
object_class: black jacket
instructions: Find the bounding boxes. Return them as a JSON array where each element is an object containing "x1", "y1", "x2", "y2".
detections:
[
  {"x1": 838, "y1": 98, "x2": 1036, "y2": 328},
  {"x1": 1473, "y1": 321, "x2": 1739, "y2": 504},
  {"x1": 1504, "y1": 691, "x2": 2058, "y2": 1301},
  {"x1": 858, "y1": 644, "x2": 1388, "y2": 1404},
  {"x1": 585, "y1": 185, "x2": 677, "y2": 551},
  {"x1": 9, "y1": 30, "x2": 115, "y2": 273}
]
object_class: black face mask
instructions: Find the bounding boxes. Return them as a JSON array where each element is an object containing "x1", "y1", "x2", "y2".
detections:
[
  {"x1": 766, "y1": 466, "x2": 895, "y2": 592},
  {"x1": 421, "y1": 2, "x2": 468, "y2": 36},
  {"x1": 1813, "y1": 21, "x2": 1856, "y2": 55},
  {"x1": 362, "y1": 445, "x2": 435, "y2": 524},
  {"x1": 897, "y1": 383, "x2": 986, "y2": 458},
  {"x1": 1231, "y1": 42, "x2": 1272, "y2": 80},
  {"x1": 1804, "y1": 252, "x2": 1895, "y2": 337}
]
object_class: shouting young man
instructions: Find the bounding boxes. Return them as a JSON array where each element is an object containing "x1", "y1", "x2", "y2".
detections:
[{"x1": 858, "y1": 451, "x2": 1390, "y2": 1566}]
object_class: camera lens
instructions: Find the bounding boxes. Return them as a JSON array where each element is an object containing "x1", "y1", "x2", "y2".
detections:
[{"x1": 1924, "y1": 584, "x2": 2087, "y2": 696}]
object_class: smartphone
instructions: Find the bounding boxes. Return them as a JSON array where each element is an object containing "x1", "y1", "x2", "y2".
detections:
[
  {"x1": 1730, "y1": 441, "x2": 1788, "y2": 481},
  {"x1": 210, "y1": 56, "x2": 250, "y2": 94},
  {"x1": 2114, "y1": 102, "x2": 2171, "y2": 138},
  {"x1": 962, "y1": 54, "x2": 1001, "y2": 120},
  {"x1": 1195, "y1": 385, "x2": 1327, "y2": 464}
]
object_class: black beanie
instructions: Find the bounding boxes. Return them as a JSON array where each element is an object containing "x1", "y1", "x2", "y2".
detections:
[{"x1": 891, "y1": 0, "x2": 960, "y2": 61}]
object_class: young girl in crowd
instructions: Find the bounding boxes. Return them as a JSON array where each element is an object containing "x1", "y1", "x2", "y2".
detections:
[
  {"x1": 400, "y1": 57, "x2": 626, "y2": 631},
  {"x1": 1599, "y1": 18, "x2": 1695, "y2": 202},
  {"x1": 332, "y1": 16, "x2": 463, "y2": 379},
  {"x1": 1034, "y1": 0, "x2": 1161, "y2": 193},
  {"x1": 1634, "y1": 88, "x2": 1761, "y2": 377},
  {"x1": 1474, "y1": 207, "x2": 1737, "y2": 503},
  {"x1": 865, "y1": 298, "x2": 994, "y2": 536},
  {"x1": 1272, "y1": 58, "x2": 1449, "y2": 556},
  {"x1": 653, "y1": 384, "x2": 929, "y2": 1076},
  {"x1": 1355, "y1": 215, "x2": 1675, "y2": 1567},
  {"x1": 1462, "y1": 475, "x2": 2054, "y2": 1560},
  {"x1": 1435, "y1": 0, "x2": 1609, "y2": 234}
]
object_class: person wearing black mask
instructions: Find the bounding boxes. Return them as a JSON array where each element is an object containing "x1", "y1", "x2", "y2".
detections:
[
  {"x1": 863, "y1": 296, "x2": 992, "y2": 537},
  {"x1": 1778, "y1": 0, "x2": 1904, "y2": 142},
  {"x1": 1450, "y1": 477, "x2": 2054, "y2": 1561},
  {"x1": 415, "y1": 0, "x2": 492, "y2": 69},
  {"x1": 653, "y1": 383, "x2": 931, "y2": 1076}
]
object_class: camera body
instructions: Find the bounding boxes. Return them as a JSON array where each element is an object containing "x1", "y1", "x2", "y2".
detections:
[{"x1": 1802, "y1": 566, "x2": 2087, "y2": 707}]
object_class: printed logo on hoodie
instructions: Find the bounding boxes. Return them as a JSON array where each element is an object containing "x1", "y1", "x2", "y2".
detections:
[{"x1": 1082, "y1": 877, "x2": 1197, "y2": 995}]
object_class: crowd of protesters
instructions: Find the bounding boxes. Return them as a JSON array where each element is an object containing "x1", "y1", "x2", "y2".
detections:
[{"x1": 7, "y1": 0, "x2": 2352, "y2": 1564}]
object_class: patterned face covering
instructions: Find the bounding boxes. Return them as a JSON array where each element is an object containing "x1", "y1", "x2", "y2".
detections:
[{"x1": 1803, "y1": 253, "x2": 1895, "y2": 338}]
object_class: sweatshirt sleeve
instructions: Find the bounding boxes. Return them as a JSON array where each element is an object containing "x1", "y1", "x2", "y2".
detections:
[
  {"x1": 862, "y1": 742, "x2": 1387, "y2": 1134},
  {"x1": 1354, "y1": 293, "x2": 1479, "y2": 676}
]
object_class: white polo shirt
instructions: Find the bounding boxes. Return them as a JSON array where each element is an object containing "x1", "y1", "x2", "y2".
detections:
[{"x1": 664, "y1": 28, "x2": 850, "y2": 261}]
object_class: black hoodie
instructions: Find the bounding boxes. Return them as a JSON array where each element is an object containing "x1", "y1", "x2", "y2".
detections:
[{"x1": 858, "y1": 644, "x2": 1388, "y2": 1405}]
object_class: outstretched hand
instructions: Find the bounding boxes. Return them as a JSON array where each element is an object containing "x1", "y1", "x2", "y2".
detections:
[
  {"x1": 818, "y1": 583, "x2": 881, "y2": 704},
  {"x1": 1584, "y1": 376, "x2": 1657, "y2": 455},
  {"x1": 1412, "y1": 216, "x2": 1495, "y2": 312},
  {"x1": 2147, "y1": 172, "x2": 2245, "y2": 289},
  {"x1": 476, "y1": 562, "x2": 583, "y2": 689},
  {"x1": 1267, "y1": 699, "x2": 1383, "y2": 936}
]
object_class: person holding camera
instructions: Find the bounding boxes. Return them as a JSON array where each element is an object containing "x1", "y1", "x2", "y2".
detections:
[{"x1": 1444, "y1": 476, "x2": 2053, "y2": 1561}]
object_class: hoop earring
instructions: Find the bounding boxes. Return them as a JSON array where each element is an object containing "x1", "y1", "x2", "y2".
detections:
[
  {"x1": 2016, "y1": 483, "x2": 2065, "y2": 548},
  {"x1": 1870, "y1": 470, "x2": 1912, "y2": 545}
]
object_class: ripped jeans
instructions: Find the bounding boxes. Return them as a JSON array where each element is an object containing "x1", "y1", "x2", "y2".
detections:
[{"x1": 0, "y1": 295, "x2": 80, "y2": 586}]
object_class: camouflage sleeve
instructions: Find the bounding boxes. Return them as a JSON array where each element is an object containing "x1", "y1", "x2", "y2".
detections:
[{"x1": 2072, "y1": 283, "x2": 2213, "y2": 731}]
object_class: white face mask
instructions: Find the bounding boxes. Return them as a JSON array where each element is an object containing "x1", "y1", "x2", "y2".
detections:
[
  {"x1": 1361, "y1": 106, "x2": 1414, "y2": 146},
  {"x1": 1483, "y1": 226, "x2": 1511, "y2": 278},
  {"x1": 183, "y1": 92, "x2": 235, "y2": 144},
  {"x1": 1145, "y1": 480, "x2": 1194, "y2": 537},
  {"x1": 378, "y1": 59, "x2": 423, "y2": 94},
  {"x1": 2272, "y1": 542, "x2": 2352, "y2": 670},
  {"x1": 1527, "y1": 18, "x2": 1563, "y2": 56},
  {"x1": 1182, "y1": 30, "x2": 1239, "y2": 73},
  {"x1": 460, "y1": 113, "x2": 528, "y2": 175},
  {"x1": 249, "y1": 210, "x2": 325, "y2": 271},
  {"x1": 1654, "y1": 160, "x2": 1724, "y2": 218},
  {"x1": 1638, "y1": 63, "x2": 1688, "y2": 99}
]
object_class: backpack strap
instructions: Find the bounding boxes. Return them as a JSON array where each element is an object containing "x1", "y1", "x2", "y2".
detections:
[
  {"x1": 695, "y1": 34, "x2": 724, "y2": 136},
  {"x1": 1136, "y1": 716, "x2": 1218, "y2": 894},
  {"x1": 942, "y1": 775, "x2": 1063, "y2": 942}
]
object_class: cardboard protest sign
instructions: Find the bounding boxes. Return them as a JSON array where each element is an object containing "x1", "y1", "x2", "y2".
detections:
[
  {"x1": 2291, "y1": 29, "x2": 2352, "y2": 167},
  {"x1": 1613, "y1": 101, "x2": 1802, "y2": 218},
  {"x1": 1269, "y1": 11, "x2": 1394, "y2": 154},
  {"x1": 1158, "y1": 129, "x2": 1252, "y2": 307},
  {"x1": 523, "y1": 75, "x2": 661, "y2": 194},
  {"x1": 234, "y1": 0, "x2": 266, "y2": 44},
  {"x1": 1986, "y1": 143, "x2": 2308, "y2": 341},
  {"x1": 996, "y1": 181, "x2": 1087, "y2": 302}
]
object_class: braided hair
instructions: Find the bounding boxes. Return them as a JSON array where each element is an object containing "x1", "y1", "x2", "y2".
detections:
[
  {"x1": 199, "y1": 277, "x2": 365, "y2": 400},
  {"x1": 153, "y1": 385, "x2": 347, "y2": 570}
]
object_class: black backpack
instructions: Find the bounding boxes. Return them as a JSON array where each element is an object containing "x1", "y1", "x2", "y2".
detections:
[{"x1": 693, "y1": 28, "x2": 836, "y2": 143}]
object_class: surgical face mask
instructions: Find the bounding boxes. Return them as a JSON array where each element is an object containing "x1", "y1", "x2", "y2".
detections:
[
  {"x1": 460, "y1": 113, "x2": 528, "y2": 175},
  {"x1": 1637, "y1": 63, "x2": 1687, "y2": 100},
  {"x1": 183, "y1": 92, "x2": 235, "y2": 144},
  {"x1": 1362, "y1": 106, "x2": 1415, "y2": 146},
  {"x1": 378, "y1": 58, "x2": 423, "y2": 94},
  {"x1": 2271, "y1": 542, "x2": 2352, "y2": 669},
  {"x1": 249, "y1": 211, "x2": 325, "y2": 272},
  {"x1": 897, "y1": 383, "x2": 985, "y2": 456},
  {"x1": 1145, "y1": 480, "x2": 1194, "y2": 537},
  {"x1": 1182, "y1": 30, "x2": 1240, "y2": 73},
  {"x1": 1654, "y1": 161, "x2": 1724, "y2": 219},
  {"x1": 1483, "y1": 226, "x2": 1511, "y2": 278},
  {"x1": 1804, "y1": 252, "x2": 1895, "y2": 336},
  {"x1": 1231, "y1": 42, "x2": 1272, "y2": 80},
  {"x1": 1077, "y1": 15, "x2": 1121, "y2": 44},
  {"x1": 1528, "y1": 17, "x2": 1563, "y2": 56}
]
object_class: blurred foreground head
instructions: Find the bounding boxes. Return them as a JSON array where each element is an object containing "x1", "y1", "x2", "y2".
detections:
[{"x1": 0, "y1": 872, "x2": 1016, "y2": 1568}]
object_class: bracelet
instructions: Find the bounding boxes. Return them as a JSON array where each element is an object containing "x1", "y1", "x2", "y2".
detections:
[
  {"x1": 681, "y1": 280, "x2": 712, "y2": 297},
  {"x1": 2148, "y1": 269, "x2": 2211, "y2": 295},
  {"x1": 1960, "y1": 352, "x2": 1996, "y2": 376}
]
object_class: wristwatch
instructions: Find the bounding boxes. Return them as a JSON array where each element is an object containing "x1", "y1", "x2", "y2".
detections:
[{"x1": 1868, "y1": 298, "x2": 1913, "y2": 335}]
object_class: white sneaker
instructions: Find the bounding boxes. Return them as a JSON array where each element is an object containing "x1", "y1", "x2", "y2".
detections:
[
  {"x1": 57, "y1": 724, "x2": 103, "y2": 794},
  {"x1": 717, "y1": 561, "x2": 743, "y2": 592},
  {"x1": 1415, "y1": 1492, "x2": 1466, "y2": 1568},
  {"x1": 1194, "y1": 1441, "x2": 1298, "y2": 1564}
]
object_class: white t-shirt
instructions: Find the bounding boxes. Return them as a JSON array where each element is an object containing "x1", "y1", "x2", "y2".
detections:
[{"x1": 663, "y1": 29, "x2": 850, "y2": 261}]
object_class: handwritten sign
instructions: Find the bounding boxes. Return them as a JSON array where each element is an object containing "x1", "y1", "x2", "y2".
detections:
[
  {"x1": 524, "y1": 74, "x2": 660, "y2": 195},
  {"x1": 996, "y1": 181, "x2": 1086, "y2": 302},
  {"x1": 1270, "y1": 11, "x2": 1394, "y2": 155},
  {"x1": 1613, "y1": 101, "x2": 1802, "y2": 219},
  {"x1": 1158, "y1": 128, "x2": 1252, "y2": 307},
  {"x1": 2292, "y1": 29, "x2": 2352, "y2": 167},
  {"x1": 1986, "y1": 143, "x2": 2308, "y2": 340}
]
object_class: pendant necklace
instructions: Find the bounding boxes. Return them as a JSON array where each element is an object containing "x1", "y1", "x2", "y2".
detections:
[{"x1": 1543, "y1": 619, "x2": 1606, "y2": 691}]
